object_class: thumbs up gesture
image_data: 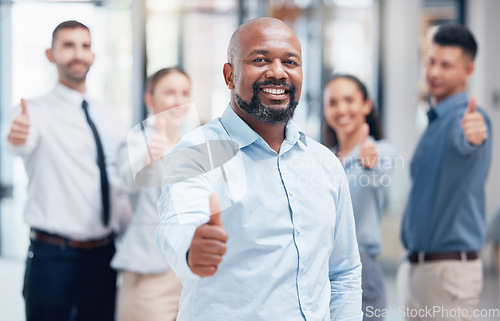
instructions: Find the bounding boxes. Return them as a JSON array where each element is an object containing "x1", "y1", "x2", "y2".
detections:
[
  {"x1": 8, "y1": 99, "x2": 30, "y2": 146},
  {"x1": 188, "y1": 193, "x2": 228, "y2": 277},
  {"x1": 461, "y1": 97, "x2": 487, "y2": 145},
  {"x1": 358, "y1": 123, "x2": 378, "y2": 169},
  {"x1": 146, "y1": 115, "x2": 174, "y2": 166}
]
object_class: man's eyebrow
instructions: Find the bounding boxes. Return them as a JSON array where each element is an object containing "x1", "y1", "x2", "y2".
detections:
[
  {"x1": 286, "y1": 52, "x2": 300, "y2": 59},
  {"x1": 249, "y1": 49, "x2": 301, "y2": 59},
  {"x1": 249, "y1": 49, "x2": 269, "y2": 55}
]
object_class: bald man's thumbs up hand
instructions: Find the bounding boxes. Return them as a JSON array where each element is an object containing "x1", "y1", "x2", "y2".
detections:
[
  {"x1": 359, "y1": 123, "x2": 378, "y2": 169},
  {"x1": 9, "y1": 99, "x2": 30, "y2": 146},
  {"x1": 187, "y1": 193, "x2": 228, "y2": 277},
  {"x1": 462, "y1": 97, "x2": 487, "y2": 145}
]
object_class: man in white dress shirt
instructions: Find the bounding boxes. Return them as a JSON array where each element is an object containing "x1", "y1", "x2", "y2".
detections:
[{"x1": 6, "y1": 20, "x2": 128, "y2": 321}]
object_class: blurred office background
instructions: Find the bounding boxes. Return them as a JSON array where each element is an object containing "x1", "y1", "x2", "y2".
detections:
[{"x1": 0, "y1": 0, "x2": 499, "y2": 320}]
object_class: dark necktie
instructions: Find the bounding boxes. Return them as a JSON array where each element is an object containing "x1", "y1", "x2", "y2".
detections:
[
  {"x1": 82, "y1": 100, "x2": 110, "y2": 226},
  {"x1": 427, "y1": 108, "x2": 438, "y2": 124}
]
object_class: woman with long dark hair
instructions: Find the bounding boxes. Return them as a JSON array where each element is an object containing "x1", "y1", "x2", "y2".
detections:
[{"x1": 323, "y1": 74, "x2": 397, "y2": 321}]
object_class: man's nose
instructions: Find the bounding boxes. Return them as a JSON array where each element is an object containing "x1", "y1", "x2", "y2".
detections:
[
  {"x1": 427, "y1": 64, "x2": 439, "y2": 77},
  {"x1": 265, "y1": 59, "x2": 286, "y2": 80},
  {"x1": 74, "y1": 47, "x2": 86, "y2": 59}
]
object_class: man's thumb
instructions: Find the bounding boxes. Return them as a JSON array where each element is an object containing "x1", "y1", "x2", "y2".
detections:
[
  {"x1": 21, "y1": 98, "x2": 28, "y2": 116},
  {"x1": 467, "y1": 97, "x2": 477, "y2": 114},
  {"x1": 208, "y1": 193, "x2": 223, "y2": 226}
]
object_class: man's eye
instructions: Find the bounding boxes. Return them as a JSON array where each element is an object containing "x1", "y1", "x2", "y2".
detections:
[
  {"x1": 284, "y1": 60, "x2": 298, "y2": 65},
  {"x1": 253, "y1": 58, "x2": 266, "y2": 63}
]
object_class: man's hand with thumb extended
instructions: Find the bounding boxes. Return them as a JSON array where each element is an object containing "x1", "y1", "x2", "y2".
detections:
[
  {"x1": 187, "y1": 193, "x2": 228, "y2": 277},
  {"x1": 461, "y1": 97, "x2": 487, "y2": 145},
  {"x1": 9, "y1": 99, "x2": 30, "y2": 146}
]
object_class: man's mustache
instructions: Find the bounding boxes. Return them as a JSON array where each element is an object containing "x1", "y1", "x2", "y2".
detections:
[
  {"x1": 66, "y1": 60, "x2": 90, "y2": 68},
  {"x1": 252, "y1": 80, "x2": 295, "y2": 93}
]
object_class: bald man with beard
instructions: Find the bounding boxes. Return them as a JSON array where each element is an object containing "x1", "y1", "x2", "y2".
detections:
[{"x1": 156, "y1": 17, "x2": 362, "y2": 321}]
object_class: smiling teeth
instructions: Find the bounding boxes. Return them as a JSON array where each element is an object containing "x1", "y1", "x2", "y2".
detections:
[{"x1": 263, "y1": 88, "x2": 285, "y2": 95}]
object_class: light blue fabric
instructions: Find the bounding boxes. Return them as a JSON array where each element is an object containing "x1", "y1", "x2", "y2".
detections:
[
  {"x1": 401, "y1": 92, "x2": 492, "y2": 253},
  {"x1": 337, "y1": 139, "x2": 397, "y2": 255},
  {"x1": 156, "y1": 105, "x2": 362, "y2": 321}
]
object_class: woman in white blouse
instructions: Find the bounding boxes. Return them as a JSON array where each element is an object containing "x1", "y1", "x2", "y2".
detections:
[{"x1": 112, "y1": 67, "x2": 193, "y2": 321}]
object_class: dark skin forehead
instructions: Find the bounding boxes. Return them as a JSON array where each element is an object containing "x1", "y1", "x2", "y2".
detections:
[{"x1": 227, "y1": 17, "x2": 301, "y2": 65}]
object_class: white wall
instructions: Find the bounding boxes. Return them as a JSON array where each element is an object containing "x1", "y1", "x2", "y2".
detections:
[
  {"x1": 467, "y1": 0, "x2": 500, "y2": 217},
  {"x1": 379, "y1": 0, "x2": 421, "y2": 261},
  {"x1": 381, "y1": 0, "x2": 421, "y2": 215}
]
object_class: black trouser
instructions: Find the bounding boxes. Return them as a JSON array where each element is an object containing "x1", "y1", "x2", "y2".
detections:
[{"x1": 23, "y1": 239, "x2": 116, "y2": 321}]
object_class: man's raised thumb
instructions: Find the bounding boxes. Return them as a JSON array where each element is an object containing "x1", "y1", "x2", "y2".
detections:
[
  {"x1": 21, "y1": 98, "x2": 28, "y2": 116},
  {"x1": 466, "y1": 97, "x2": 477, "y2": 114},
  {"x1": 208, "y1": 193, "x2": 223, "y2": 226}
]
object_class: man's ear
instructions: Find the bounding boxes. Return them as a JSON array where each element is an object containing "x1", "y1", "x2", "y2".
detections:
[
  {"x1": 466, "y1": 60, "x2": 475, "y2": 79},
  {"x1": 223, "y1": 63, "x2": 235, "y2": 90},
  {"x1": 46, "y1": 48, "x2": 55, "y2": 63}
]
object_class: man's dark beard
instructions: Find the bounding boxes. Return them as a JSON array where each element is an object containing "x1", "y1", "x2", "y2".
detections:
[{"x1": 235, "y1": 81, "x2": 298, "y2": 124}]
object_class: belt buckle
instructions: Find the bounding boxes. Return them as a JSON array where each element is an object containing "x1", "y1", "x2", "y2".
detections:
[{"x1": 460, "y1": 251, "x2": 467, "y2": 262}]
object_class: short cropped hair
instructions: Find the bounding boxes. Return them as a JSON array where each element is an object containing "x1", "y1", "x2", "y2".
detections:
[
  {"x1": 52, "y1": 20, "x2": 90, "y2": 47},
  {"x1": 433, "y1": 24, "x2": 478, "y2": 60}
]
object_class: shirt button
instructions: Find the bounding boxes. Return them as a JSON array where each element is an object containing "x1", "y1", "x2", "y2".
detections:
[
  {"x1": 300, "y1": 265, "x2": 305, "y2": 271},
  {"x1": 303, "y1": 304, "x2": 309, "y2": 310},
  {"x1": 289, "y1": 190, "x2": 293, "y2": 196},
  {"x1": 296, "y1": 227, "x2": 302, "y2": 234}
]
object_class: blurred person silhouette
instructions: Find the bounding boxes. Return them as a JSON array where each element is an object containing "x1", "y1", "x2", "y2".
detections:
[
  {"x1": 398, "y1": 24, "x2": 492, "y2": 321},
  {"x1": 486, "y1": 207, "x2": 500, "y2": 270},
  {"x1": 155, "y1": 17, "x2": 362, "y2": 321},
  {"x1": 111, "y1": 67, "x2": 193, "y2": 321},
  {"x1": 5, "y1": 20, "x2": 129, "y2": 321},
  {"x1": 322, "y1": 74, "x2": 397, "y2": 321}
]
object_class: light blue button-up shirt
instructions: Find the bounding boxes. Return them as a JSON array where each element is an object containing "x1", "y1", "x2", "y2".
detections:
[
  {"x1": 156, "y1": 105, "x2": 362, "y2": 321},
  {"x1": 336, "y1": 139, "x2": 397, "y2": 255}
]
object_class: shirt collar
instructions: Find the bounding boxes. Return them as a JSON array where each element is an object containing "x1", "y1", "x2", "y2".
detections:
[
  {"x1": 284, "y1": 118, "x2": 308, "y2": 148},
  {"x1": 53, "y1": 82, "x2": 89, "y2": 107},
  {"x1": 432, "y1": 92, "x2": 468, "y2": 119},
  {"x1": 219, "y1": 104, "x2": 307, "y2": 150}
]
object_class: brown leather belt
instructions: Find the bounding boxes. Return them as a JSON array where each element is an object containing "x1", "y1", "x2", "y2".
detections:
[
  {"x1": 30, "y1": 229, "x2": 116, "y2": 250},
  {"x1": 408, "y1": 251, "x2": 479, "y2": 264}
]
